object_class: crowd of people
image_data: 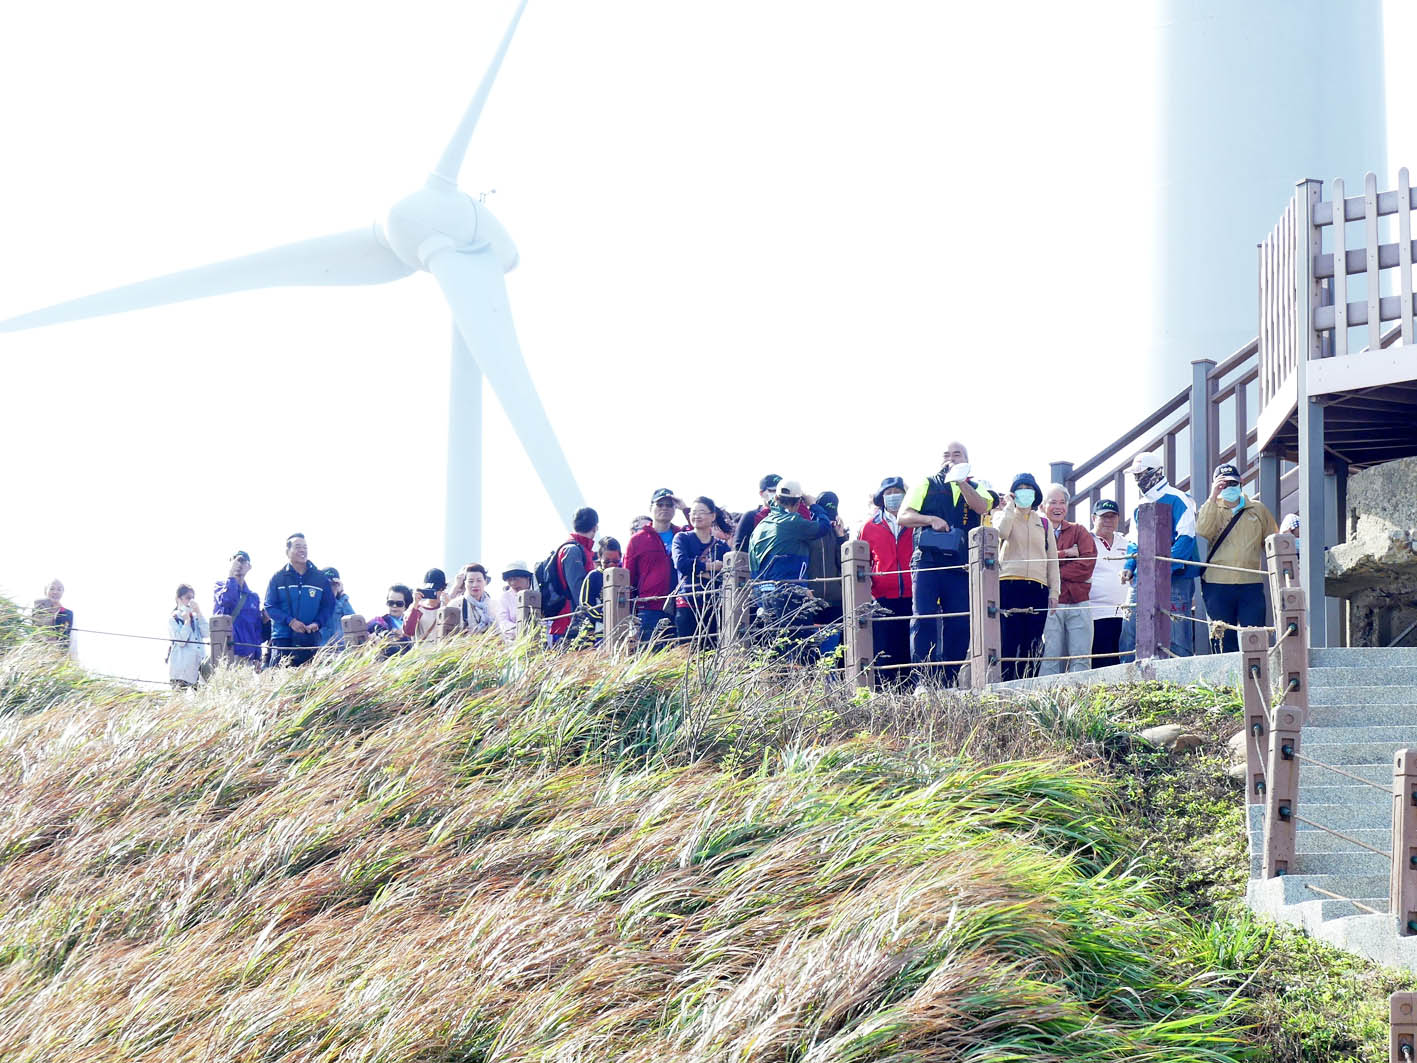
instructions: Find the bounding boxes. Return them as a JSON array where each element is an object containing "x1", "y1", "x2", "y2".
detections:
[{"x1": 28, "y1": 440, "x2": 1303, "y2": 690}]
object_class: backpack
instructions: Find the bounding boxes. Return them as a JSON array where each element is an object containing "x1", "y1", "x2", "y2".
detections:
[{"x1": 534, "y1": 541, "x2": 576, "y2": 616}]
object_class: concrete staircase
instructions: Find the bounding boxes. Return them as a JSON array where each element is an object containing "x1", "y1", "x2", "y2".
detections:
[{"x1": 1247, "y1": 647, "x2": 1417, "y2": 971}]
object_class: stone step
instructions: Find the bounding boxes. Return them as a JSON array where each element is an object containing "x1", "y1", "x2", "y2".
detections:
[
  {"x1": 1307, "y1": 666, "x2": 1417, "y2": 686},
  {"x1": 1313, "y1": 648, "x2": 1417, "y2": 667},
  {"x1": 1295, "y1": 725, "x2": 1417, "y2": 745},
  {"x1": 1273, "y1": 783, "x2": 1392, "y2": 808},
  {"x1": 1300, "y1": 762, "x2": 1389, "y2": 785},
  {"x1": 1306, "y1": 704, "x2": 1417, "y2": 727},
  {"x1": 1249, "y1": 850, "x2": 1389, "y2": 877},
  {"x1": 1249, "y1": 872, "x2": 1390, "y2": 906},
  {"x1": 1248, "y1": 803, "x2": 1392, "y2": 832},
  {"x1": 1302, "y1": 740, "x2": 1416, "y2": 764},
  {"x1": 1310, "y1": 687, "x2": 1417, "y2": 706}
]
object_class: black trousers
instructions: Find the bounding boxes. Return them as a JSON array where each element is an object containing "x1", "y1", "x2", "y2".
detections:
[
  {"x1": 871, "y1": 597, "x2": 912, "y2": 688},
  {"x1": 1000, "y1": 580, "x2": 1049, "y2": 681},
  {"x1": 1092, "y1": 616, "x2": 1123, "y2": 669}
]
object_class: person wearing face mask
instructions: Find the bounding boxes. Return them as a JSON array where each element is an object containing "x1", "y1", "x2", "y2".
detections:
[
  {"x1": 1195, "y1": 463, "x2": 1277, "y2": 652},
  {"x1": 996, "y1": 472, "x2": 1060, "y2": 680},
  {"x1": 860, "y1": 476, "x2": 914, "y2": 685},
  {"x1": 1119, "y1": 451, "x2": 1200, "y2": 658},
  {"x1": 899, "y1": 441, "x2": 997, "y2": 685}
]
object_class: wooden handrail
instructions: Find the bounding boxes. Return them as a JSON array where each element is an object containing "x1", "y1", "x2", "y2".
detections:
[{"x1": 1207, "y1": 336, "x2": 1260, "y2": 382}]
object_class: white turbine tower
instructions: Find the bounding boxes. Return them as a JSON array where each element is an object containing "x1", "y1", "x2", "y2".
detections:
[{"x1": 0, "y1": 0, "x2": 579, "y2": 568}]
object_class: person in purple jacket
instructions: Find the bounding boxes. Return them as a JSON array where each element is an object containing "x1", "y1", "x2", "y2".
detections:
[{"x1": 213, "y1": 550, "x2": 263, "y2": 664}]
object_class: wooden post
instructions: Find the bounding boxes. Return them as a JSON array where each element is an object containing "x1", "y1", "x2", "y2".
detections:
[
  {"x1": 1265, "y1": 532, "x2": 1301, "y2": 626},
  {"x1": 1276, "y1": 587, "x2": 1309, "y2": 714},
  {"x1": 1262, "y1": 586, "x2": 1308, "y2": 879},
  {"x1": 1262, "y1": 699, "x2": 1304, "y2": 878},
  {"x1": 436, "y1": 604, "x2": 461, "y2": 639},
  {"x1": 1240, "y1": 627, "x2": 1271, "y2": 806},
  {"x1": 719, "y1": 551, "x2": 751, "y2": 650},
  {"x1": 1189, "y1": 359, "x2": 1217, "y2": 499},
  {"x1": 1392, "y1": 992, "x2": 1417, "y2": 1062},
  {"x1": 840, "y1": 539, "x2": 874, "y2": 690},
  {"x1": 1049, "y1": 460, "x2": 1075, "y2": 520},
  {"x1": 341, "y1": 614, "x2": 368, "y2": 648},
  {"x1": 209, "y1": 613, "x2": 234, "y2": 666},
  {"x1": 968, "y1": 526, "x2": 1001, "y2": 690},
  {"x1": 1393, "y1": 751, "x2": 1417, "y2": 937},
  {"x1": 1134, "y1": 502, "x2": 1174, "y2": 664},
  {"x1": 602, "y1": 566, "x2": 631, "y2": 652},
  {"x1": 517, "y1": 589, "x2": 543, "y2": 642}
]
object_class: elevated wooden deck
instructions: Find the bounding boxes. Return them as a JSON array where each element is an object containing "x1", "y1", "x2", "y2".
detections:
[{"x1": 1057, "y1": 171, "x2": 1417, "y2": 647}]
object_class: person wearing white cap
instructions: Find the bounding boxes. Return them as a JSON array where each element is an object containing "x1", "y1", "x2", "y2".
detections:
[
  {"x1": 1118, "y1": 450, "x2": 1199, "y2": 659},
  {"x1": 496, "y1": 561, "x2": 536, "y2": 643},
  {"x1": 1280, "y1": 513, "x2": 1301, "y2": 557}
]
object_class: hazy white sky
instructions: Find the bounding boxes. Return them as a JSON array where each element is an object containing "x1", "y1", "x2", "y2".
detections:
[{"x1": 0, "y1": 1, "x2": 1410, "y2": 681}]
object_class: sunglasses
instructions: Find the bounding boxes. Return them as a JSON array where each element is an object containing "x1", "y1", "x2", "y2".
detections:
[{"x1": 386, "y1": 599, "x2": 407, "y2": 608}]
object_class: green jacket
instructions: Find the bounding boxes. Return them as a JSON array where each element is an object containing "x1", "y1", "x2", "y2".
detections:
[{"x1": 748, "y1": 502, "x2": 832, "y2": 579}]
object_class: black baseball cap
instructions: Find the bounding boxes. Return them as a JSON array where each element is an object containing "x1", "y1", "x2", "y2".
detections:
[
  {"x1": 1093, "y1": 499, "x2": 1120, "y2": 516},
  {"x1": 231, "y1": 550, "x2": 251, "y2": 563},
  {"x1": 650, "y1": 488, "x2": 680, "y2": 505},
  {"x1": 422, "y1": 567, "x2": 447, "y2": 592},
  {"x1": 1213, "y1": 463, "x2": 1241, "y2": 484},
  {"x1": 323, "y1": 567, "x2": 341, "y2": 580}
]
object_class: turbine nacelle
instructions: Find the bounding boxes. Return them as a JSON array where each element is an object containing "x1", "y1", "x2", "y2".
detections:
[{"x1": 384, "y1": 178, "x2": 519, "y2": 273}]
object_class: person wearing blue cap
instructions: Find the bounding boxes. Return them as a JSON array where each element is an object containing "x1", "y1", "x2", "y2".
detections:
[{"x1": 213, "y1": 550, "x2": 262, "y2": 664}]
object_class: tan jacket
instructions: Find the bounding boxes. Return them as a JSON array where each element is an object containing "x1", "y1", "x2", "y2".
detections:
[
  {"x1": 996, "y1": 502, "x2": 1061, "y2": 600},
  {"x1": 1196, "y1": 496, "x2": 1278, "y2": 584}
]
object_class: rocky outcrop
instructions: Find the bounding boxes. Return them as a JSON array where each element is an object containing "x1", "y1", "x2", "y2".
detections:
[{"x1": 1326, "y1": 457, "x2": 1417, "y2": 646}]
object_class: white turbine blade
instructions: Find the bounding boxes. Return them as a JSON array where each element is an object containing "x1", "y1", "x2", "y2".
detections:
[
  {"x1": 0, "y1": 226, "x2": 413, "y2": 333},
  {"x1": 431, "y1": 0, "x2": 530, "y2": 185},
  {"x1": 426, "y1": 246, "x2": 584, "y2": 525}
]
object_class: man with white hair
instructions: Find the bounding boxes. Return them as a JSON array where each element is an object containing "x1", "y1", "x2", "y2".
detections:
[
  {"x1": 1119, "y1": 451, "x2": 1199, "y2": 658},
  {"x1": 1039, "y1": 484, "x2": 1096, "y2": 674}
]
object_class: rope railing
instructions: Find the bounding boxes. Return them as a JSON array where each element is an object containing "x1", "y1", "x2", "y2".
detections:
[
  {"x1": 1304, "y1": 884, "x2": 1384, "y2": 915},
  {"x1": 1292, "y1": 814, "x2": 1393, "y2": 859}
]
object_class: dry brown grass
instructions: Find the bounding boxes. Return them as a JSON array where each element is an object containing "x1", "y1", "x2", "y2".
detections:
[{"x1": 0, "y1": 634, "x2": 1245, "y2": 1061}]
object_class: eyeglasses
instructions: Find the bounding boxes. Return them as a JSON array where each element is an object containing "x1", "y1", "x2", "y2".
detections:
[{"x1": 386, "y1": 599, "x2": 407, "y2": 608}]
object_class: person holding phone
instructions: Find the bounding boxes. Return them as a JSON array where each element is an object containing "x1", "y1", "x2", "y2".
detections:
[
  {"x1": 404, "y1": 567, "x2": 448, "y2": 642},
  {"x1": 168, "y1": 584, "x2": 209, "y2": 688}
]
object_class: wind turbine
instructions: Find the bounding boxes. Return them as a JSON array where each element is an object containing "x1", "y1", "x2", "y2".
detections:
[{"x1": 0, "y1": 0, "x2": 580, "y2": 568}]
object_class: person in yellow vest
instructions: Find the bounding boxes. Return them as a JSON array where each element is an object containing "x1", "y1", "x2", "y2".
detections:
[{"x1": 1196, "y1": 463, "x2": 1277, "y2": 652}]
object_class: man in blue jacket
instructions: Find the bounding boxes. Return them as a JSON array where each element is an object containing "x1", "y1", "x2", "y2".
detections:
[
  {"x1": 263, "y1": 532, "x2": 336, "y2": 667},
  {"x1": 214, "y1": 550, "x2": 263, "y2": 664},
  {"x1": 1119, "y1": 451, "x2": 1199, "y2": 658}
]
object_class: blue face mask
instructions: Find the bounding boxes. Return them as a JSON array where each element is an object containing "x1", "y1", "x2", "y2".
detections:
[
  {"x1": 883, "y1": 491, "x2": 904, "y2": 512},
  {"x1": 1014, "y1": 488, "x2": 1036, "y2": 509},
  {"x1": 1220, "y1": 485, "x2": 1244, "y2": 506}
]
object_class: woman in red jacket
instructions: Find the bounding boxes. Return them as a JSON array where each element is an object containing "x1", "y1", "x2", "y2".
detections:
[{"x1": 859, "y1": 477, "x2": 913, "y2": 687}]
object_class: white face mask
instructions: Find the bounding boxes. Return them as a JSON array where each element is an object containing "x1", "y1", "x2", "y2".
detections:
[{"x1": 883, "y1": 492, "x2": 904, "y2": 512}]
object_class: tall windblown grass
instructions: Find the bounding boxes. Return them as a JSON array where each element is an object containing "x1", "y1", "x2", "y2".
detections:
[{"x1": 0, "y1": 626, "x2": 1249, "y2": 1061}]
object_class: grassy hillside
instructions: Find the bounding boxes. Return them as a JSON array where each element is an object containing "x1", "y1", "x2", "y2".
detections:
[{"x1": 0, "y1": 609, "x2": 1407, "y2": 1060}]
